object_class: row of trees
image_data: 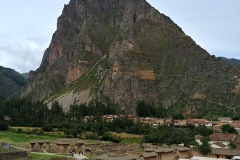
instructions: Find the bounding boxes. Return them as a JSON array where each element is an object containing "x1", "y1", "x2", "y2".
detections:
[
  {"x1": 0, "y1": 98, "x2": 238, "y2": 149},
  {"x1": 136, "y1": 100, "x2": 184, "y2": 119},
  {"x1": 0, "y1": 98, "x2": 118, "y2": 127}
]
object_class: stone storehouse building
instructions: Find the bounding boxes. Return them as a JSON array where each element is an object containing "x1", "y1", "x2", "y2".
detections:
[
  {"x1": 55, "y1": 138, "x2": 85, "y2": 154},
  {"x1": 154, "y1": 148, "x2": 178, "y2": 160},
  {"x1": 138, "y1": 152, "x2": 158, "y2": 160},
  {"x1": 29, "y1": 140, "x2": 50, "y2": 150},
  {"x1": 176, "y1": 147, "x2": 192, "y2": 159}
]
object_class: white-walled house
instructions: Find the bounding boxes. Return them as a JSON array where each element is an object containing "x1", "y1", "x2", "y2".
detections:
[
  {"x1": 195, "y1": 133, "x2": 237, "y2": 149},
  {"x1": 209, "y1": 133, "x2": 236, "y2": 148}
]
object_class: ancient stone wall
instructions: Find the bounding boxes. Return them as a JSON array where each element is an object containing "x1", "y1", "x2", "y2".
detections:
[{"x1": 0, "y1": 151, "x2": 28, "y2": 160}]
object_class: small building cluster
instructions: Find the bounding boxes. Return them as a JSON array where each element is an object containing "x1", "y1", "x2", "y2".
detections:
[
  {"x1": 29, "y1": 138, "x2": 85, "y2": 155},
  {"x1": 29, "y1": 140, "x2": 50, "y2": 150},
  {"x1": 195, "y1": 133, "x2": 239, "y2": 149},
  {"x1": 95, "y1": 146, "x2": 192, "y2": 160},
  {"x1": 55, "y1": 138, "x2": 85, "y2": 154}
]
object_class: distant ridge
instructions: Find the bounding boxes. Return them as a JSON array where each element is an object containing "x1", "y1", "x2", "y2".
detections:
[
  {"x1": 21, "y1": 72, "x2": 29, "y2": 79},
  {"x1": 0, "y1": 66, "x2": 26, "y2": 100},
  {"x1": 220, "y1": 57, "x2": 240, "y2": 68}
]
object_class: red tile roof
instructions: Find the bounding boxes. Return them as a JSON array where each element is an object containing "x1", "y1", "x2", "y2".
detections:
[
  {"x1": 210, "y1": 133, "x2": 236, "y2": 141},
  {"x1": 211, "y1": 148, "x2": 240, "y2": 156}
]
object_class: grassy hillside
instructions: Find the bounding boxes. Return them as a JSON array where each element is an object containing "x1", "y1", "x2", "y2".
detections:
[{"x1": 0, "y1": 66, "x2": 26, "y2": 100}]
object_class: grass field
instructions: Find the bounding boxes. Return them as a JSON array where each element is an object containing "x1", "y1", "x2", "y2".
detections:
[
  {"x1": 10, "y1": 127, "x2": 42, "y2": 131},
  {"x1": 113, "y1": 133, "x2": 142, "y2": 140},
  {"x1": 9, "y1": 126, "x2": 64, "y2": 135},
  {"x1": 30, "y1": 153, "x2": 73, "y2": 160},
  {"x1": 0, "y1": 131, "x2": 63, "y2": 147}
]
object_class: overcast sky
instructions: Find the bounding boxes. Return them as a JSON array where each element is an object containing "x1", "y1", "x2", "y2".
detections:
[{"x1": 0, "y1": 0, "x2": 239, "y2": 73}]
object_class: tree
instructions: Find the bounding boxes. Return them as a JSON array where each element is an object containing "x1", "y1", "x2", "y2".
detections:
[
  {"x1": 198, "y1": 137, "x2": 212, "y2": 155},
  {"x1": 228, "y1": 140, "x2": 237, "y2": 149},
  {"x1": 172, "y1": 113, "x2": 184, "y2": 120},
  {"x1": 196, "y1": 124, "x2": 213, "y2": 136},
  {"x1": 41, "y1": 123, "x2": 53, "y2": 132},
  {"x1": 0, "y1": 121, "x2": 8, "y2": 131},
  {"x1": 222, "y1": 124, "x2": 238, "y2": 134},
  {"x1": 136, "y1": 100, "x2": 157, "y2": 117}
]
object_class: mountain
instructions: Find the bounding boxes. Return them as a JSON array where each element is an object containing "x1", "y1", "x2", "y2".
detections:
[
  {"x1": 21, "y1": 72, "x2": 29, "y2": 79},
  {"x1": 0, "y1": 66, "x2": 27, "y2": 100},
  {"x1": 20, "y1": 0, "x2": 240, "y2": 117},
  {"x1": 220, "y1": 57, "x2": 240, "y2": 68}
]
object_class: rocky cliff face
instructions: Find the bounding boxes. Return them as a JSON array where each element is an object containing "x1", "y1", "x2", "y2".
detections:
[{"x1": 20, "y1": 0, "x2": 240, "y2": 116}]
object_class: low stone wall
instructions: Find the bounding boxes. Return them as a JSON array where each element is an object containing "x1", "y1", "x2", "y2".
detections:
[
  {"x1": 0, "y1": 151, "x2": 28, "y2": 160},
  {"x1": 50, "y1": 158, "x2": 76, "y2": 160}
]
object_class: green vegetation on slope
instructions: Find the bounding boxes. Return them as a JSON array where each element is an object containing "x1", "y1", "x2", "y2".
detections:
[
  {"x1": 0, "y1": 66, "x2": 26, "y2": 86},
  {"x1": 0, "y1": 66, "x2": 26, "y2": 99},
  {"x1": 0, "y1": 132, "x2": 63, "y2": 146}
]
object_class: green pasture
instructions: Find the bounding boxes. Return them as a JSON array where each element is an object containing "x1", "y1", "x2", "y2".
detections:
[
  {"x1": 0, "y1": 131, "x2": 62, "y2": 147},
  {"x1": 30, "y1": 153, "x2": 73, "y2": 160}
]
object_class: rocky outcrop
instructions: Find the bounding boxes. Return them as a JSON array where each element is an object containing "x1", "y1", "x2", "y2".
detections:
[{"x1": 20, "y1": 0, "x2": 240, "y2": 115}]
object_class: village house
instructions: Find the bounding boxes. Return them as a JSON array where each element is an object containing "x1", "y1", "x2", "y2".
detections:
[
  {"x1": 209, "y1": 133, "x2": 236, "y2": 148},
  {"x1": 174, "y1": 120, "x2": 187, "y2": 127},
  {"x1": 212, "y1": 122, "x2": 223, "y2": 131},
  {"x1": 187, "y1": 119, "x2": 212, "y2": 127},
  {"x1": 230, "y1": 121, "x2": 240, "y2": 132},
  {"x1": 102, "y1": 114, "x2": 135, "y2": 122},
  {"x1": 152, "y1": 123, "x2": 159, "y2": 128},
  {"x1": 218, "y1": 117, "x2": 232, "y2": 123},
  {"x1": 4, "y1": 116, "x2": 11, "y2": 121},
  {"x1": 234, "y1": 136, "x2": 240, "y2": 149},
  {"x1": 140, "y1": 117, "x2": 153, "y2": 125},
  {"x1": 55, "y1": 138, "x2": 85, "y2": 154},
  {"x1": 180, "y1": 156, "x2": 236, "y2": 160},
  {"x1": 210, "y1": 148, "x2": 240, "y2": 159}
]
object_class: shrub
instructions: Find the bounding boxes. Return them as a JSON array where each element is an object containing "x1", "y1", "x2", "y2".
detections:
[
  {"x1": 198, "y1": 137, "x2": 212, "y2": 155},
  {"x1": 222, "y1": 124, "x2": 238, "y2": 134},
  {"x1": 85, "y1": 132, "x2": 98, "y2": 139},
  {"x1": 42, "y1": 124, "x2": 53, "y2": 132},
  {"x1": 102, "y1": 132, "x2": 122, "y2": 143},
  {"x1": 0, "y1": 121, "x2": 8, "y2": 131},
  {"x1": 17, "y1": 128, "x2": 23, "y2": 133}
]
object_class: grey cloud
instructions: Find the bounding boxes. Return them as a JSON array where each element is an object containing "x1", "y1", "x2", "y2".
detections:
[
  {"x1": 0, "y1": 37, "x2": 48, "y2": 73},
  {"x1": 27, "y1": 36, "x2": 50, "y2": 46}
]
